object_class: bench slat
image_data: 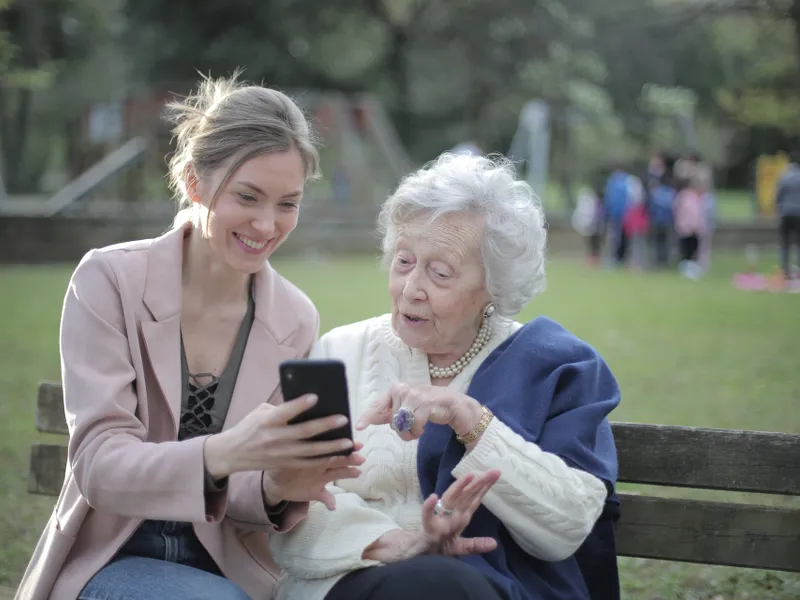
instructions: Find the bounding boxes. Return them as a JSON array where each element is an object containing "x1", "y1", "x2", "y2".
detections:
[
  {"x1": 615, "y1": 493, "x2": 800, "y2": 572},
  {"x1": 28, "y1": 443, "x2": 67, "y2": 496},
  {"x1": 613, "y1": 422, "x2": 800, "y2": 495},
  {"x1": 37, "y1": 381, "x2": 68, "y2": 435}
]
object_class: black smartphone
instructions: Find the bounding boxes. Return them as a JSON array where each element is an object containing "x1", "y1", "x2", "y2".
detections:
[{"x1": 279, "y1": 358, "x2": 354, "y2": 457}]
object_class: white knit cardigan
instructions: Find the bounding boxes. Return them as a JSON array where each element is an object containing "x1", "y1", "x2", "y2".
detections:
[{"x1": 269, "y1": 315, "x2": 607, "y2": 600}]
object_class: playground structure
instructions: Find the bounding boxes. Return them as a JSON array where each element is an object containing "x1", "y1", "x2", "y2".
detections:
[
  {"x1": 0, "y1": 88, "x2": 414, "y2": 230},
  {"x1": 508, "y1": 85, "x2": 702, "y2": 215}
]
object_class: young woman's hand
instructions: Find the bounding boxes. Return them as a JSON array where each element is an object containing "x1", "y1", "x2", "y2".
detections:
[
  {"x1": 261, "y1": 442, "x2": 365, "y2": 510},
  {"x1": 204, "y1": 394, "x2": 362, "y2": 480}
]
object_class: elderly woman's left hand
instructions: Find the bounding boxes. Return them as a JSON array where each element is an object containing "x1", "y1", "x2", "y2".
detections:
[{"x1": 356, "y1": 382, "x2": 484, "y2": 441}]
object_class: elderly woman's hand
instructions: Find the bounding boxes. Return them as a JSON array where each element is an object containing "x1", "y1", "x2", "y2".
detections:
[
  {"x1": 361, "y1": 470, "x2": 500, "y2": 563},
  {"x1": 356, "y1": 382, "x2": 485, "y2": 442}
]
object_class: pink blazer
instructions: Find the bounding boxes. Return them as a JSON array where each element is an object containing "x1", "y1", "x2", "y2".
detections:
[{"x1": 15, "y1": 223, "x2": 319, "y2": 600}]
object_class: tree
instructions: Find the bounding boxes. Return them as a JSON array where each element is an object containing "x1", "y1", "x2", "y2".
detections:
[{"x1": 0, "y1": 0, "x2": 114, "y2": 192}]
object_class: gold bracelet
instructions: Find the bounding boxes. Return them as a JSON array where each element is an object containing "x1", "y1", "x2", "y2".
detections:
[{"x1": 456, "y1": 405, "x2": 494, "y2": 445}]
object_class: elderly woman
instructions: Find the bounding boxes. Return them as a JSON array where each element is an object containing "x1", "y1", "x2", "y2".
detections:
[{"x1": 269, "y1": 154, "x2": 621, "y2": 600}]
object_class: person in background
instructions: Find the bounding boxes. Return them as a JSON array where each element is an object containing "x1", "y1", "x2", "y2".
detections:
[
  {"x1": 588, "y1": 182, "x2": 607, "y2": 266},
  {"x1": 647, "y1": 151, "x2": 666, "y2": 189},
  {"x1": 603, "y1": 165, "x2": 631, "y2": 266},
  {"x1": 775, "y1": 149, "x2": 800, "y2": 280},
  {"x1": 648, "y1": 173, "x2": 676, "y2": 269},
  {"x1": 696, "y1": 164, "x2": 717, "y2": 273},
  {"x1": 673, "y1": 174, "x2": 707, "y2": 279},
  {"x1": 623, "y1": 178, "x2": 649, "y2": 271},
  {"x1": 572, "y1": 180, "x2": 606, "y2": 266}
]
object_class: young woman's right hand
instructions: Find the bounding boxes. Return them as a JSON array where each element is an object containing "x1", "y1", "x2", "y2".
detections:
[{"x1": 204, "y1": 394, "x2": 363, "y2": 480}]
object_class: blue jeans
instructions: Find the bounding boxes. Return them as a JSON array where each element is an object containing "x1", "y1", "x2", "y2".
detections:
[{"x1": 79, "y1": 520, "x2": 251, "y2": 600}]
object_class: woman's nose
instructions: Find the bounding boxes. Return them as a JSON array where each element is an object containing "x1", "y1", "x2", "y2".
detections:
[
  {"x1": 402, "y1": 270, "x2": 427, "y2": 301},
  {"x1": 253, "y1": 207, "x2": 276, "y2": 237}
]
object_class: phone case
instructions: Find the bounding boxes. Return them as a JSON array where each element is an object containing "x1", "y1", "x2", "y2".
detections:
[{"x1": 279, "y1": 359, "x2": 354, "y2": 456}]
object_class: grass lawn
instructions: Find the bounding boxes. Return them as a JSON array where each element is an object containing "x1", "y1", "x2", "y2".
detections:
[{"x1": 1, "y1": 252, "x2": 798, "y2": 598}]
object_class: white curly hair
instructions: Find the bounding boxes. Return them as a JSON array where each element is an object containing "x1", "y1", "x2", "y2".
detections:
[{"x1": 378, "y1": 152, "x2": 547, "y2": 317}]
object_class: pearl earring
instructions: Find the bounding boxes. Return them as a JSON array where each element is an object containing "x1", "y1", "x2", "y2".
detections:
[{"x1": 482, "y1": 303, "x2": 496, "y2": 320}]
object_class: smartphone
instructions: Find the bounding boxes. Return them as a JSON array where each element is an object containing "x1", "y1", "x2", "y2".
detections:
[{"x1": 279, "y1": 358, "x2": 354, "y2": 457}]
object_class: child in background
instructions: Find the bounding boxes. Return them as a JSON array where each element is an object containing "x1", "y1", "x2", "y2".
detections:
[
  {"x1": 572, "y1": 184, "x2": 606, "y2": 266},
  {"x1": 674, "y1": 174, "x2": 707, "y2": 279},
  {"x1": 648, "y1": 173, "x2": 676, "y2": 268},
  {"x1": 604, "y1": 165, "x2": 631, "y2": 266},
  {"x1": 623, "y1": 176, "x2": 650, "y2": 270},
  {"x1": 696, "y1": 165, "x2": 716, "y2": 272}
]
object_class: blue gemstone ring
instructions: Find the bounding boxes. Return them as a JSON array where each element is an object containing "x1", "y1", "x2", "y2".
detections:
[{"x1": 391, "y1": 406, "x2": 415, "y2": 433}]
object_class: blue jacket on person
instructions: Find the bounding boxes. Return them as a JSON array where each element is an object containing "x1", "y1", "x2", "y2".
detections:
[
  {"x1": 604, "y1": 172, "x2": 630, "y2": 225},
  {"x1": 649, "y1": 184, "x2": 676, "y2": 226},
  {"x1": 418, "y1": 317, "x2": 622, "y2": 600}
]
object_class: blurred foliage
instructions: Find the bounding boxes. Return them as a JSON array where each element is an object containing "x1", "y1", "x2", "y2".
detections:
[
  {"x1": 0, "y1": 0, "x2": 799, "y2": 194},
  {"x1": 0, "y1": 0, "x2": 119, "y2": 191}
]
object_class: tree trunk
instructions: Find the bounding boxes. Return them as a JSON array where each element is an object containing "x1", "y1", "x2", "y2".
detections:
[
  {"x1": 388, "y1": 28, "x2": 411, "y2": 145},
  {"x1": 792, "y1": 0, "x2": 800, "y2": 80},
  {"x1": 0, "y1": 0, "x2": 41, "y2": 192},
  {"x1": 5, "y1": 88, "x2": 31, "y2": 191}
]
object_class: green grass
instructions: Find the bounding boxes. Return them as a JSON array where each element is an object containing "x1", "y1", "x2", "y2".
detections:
[{"x1": 1, "y1": 254, "x2": 798, "y2": 597}]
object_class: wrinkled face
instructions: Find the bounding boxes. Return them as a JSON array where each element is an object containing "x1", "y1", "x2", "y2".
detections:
[
  {"x1": 389, "y1": 212, "x2": 491, "y2": 357},
  {"x1": 190, "y1": 149, "x2": 305, "y2": 274}
]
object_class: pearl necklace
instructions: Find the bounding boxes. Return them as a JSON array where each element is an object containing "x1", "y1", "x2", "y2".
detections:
[{"x1": 428, "y1": 318, "x2": 492, "y2": 380}]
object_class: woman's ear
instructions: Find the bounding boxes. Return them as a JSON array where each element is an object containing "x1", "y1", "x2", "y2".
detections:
[{"x1": 184, "y1": 163, "x2": 201, "y2": 203}]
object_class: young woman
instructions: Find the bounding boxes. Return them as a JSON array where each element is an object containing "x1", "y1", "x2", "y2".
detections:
[{"x1": 16, "y1": 73, "x2": 364, "y2": 600}]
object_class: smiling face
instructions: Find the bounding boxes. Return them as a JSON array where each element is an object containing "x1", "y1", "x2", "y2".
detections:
[
  {"x1": 389, "y1": 212, "x2": 491, "y2": 362},
  {"x1": 191, "y1": 149, "x2": 305, "y2": 274}
]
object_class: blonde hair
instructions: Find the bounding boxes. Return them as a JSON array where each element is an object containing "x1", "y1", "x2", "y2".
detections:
[{"x1": 165, "y1": 70, "x2": 320, "y2": 227}]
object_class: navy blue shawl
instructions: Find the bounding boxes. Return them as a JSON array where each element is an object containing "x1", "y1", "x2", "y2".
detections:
[{"x1": 417, "y1": 317, "x2": 621, "y2": 600}]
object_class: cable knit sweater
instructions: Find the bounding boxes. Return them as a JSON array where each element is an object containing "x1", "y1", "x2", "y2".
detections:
[{"x1": 269, "y1": 314, "x2": 609, "y2": 600}]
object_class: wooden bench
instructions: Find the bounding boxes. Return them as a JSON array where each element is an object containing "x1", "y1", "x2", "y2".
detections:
[{"x1": 29, "y1": 381, "x2": 800, "y2": 573}]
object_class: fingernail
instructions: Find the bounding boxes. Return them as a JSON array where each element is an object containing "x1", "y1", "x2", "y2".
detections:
[
  {"x1": 341, "y1": 439, "x2": 354, "y2": 448},
  {"x1": 306, "y1": 395, "x2": 318, "y2": 405},
  {"x1": 335, "y1": 415, "x2": 348, "y2": 426}
]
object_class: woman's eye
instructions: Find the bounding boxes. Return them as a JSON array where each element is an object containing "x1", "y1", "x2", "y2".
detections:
[
  {"x1": 238, "y1": 193, "x2": 257, "y2": 202},
  {"x1": 280, "y1": 202, "x2": 299, "y2": 209}
]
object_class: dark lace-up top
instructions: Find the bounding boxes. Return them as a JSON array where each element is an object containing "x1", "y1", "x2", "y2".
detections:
[{"x1": 178, "y1": 284, "x2": 255, "y2": 441}]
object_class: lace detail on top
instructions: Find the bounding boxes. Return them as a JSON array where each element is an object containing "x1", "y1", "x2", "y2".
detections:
[
  {"x1": 178, "y1": 280, "x2": 255, "y2": 441},
  {"x1": 181, "y1": 372, "x2": 221, "y2": 438}
]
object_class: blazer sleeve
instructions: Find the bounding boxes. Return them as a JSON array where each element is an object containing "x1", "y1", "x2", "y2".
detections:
[
  {"x1": 63, "y1": 250, "x2": 225, "y2": 523},
  {"x1": 223, "y1": 308, "x2": 320, "y2": 533}
]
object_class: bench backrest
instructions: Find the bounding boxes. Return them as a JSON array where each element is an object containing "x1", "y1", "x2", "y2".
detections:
[{"x1": 29, "y1": 382, "x2": 800, "y2": 572}]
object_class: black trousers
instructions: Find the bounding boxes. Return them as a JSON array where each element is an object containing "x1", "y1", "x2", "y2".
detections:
[
  {"x1": 650, "y1": 224, "x2": 671, "y2": 267},
  {"x1": 615, "y1": 229, "x2": 628, "y2": 264},
  {"x1": 679, "y1": 235, "x2": 699, "y2": 262},
  {"x1": 779, "y1": 215, "x2": 800, "y2": 277},
  {"x1": 325, "y1": 555, "x2": 507, "y2": 600}
]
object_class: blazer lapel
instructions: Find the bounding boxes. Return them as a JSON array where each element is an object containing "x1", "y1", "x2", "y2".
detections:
[
  {"x1": 141, "y1": 318, "x2": 182, "y2": 435},
  {"x1": 223, "y1": 264, "x2": 302, "y2": 429},
  {"x1": 223, "y1": 321, "x2": 298, "y2": 429},
  {"x1": 141, "y1": 224, "x2": 187, "y2": 436}
]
